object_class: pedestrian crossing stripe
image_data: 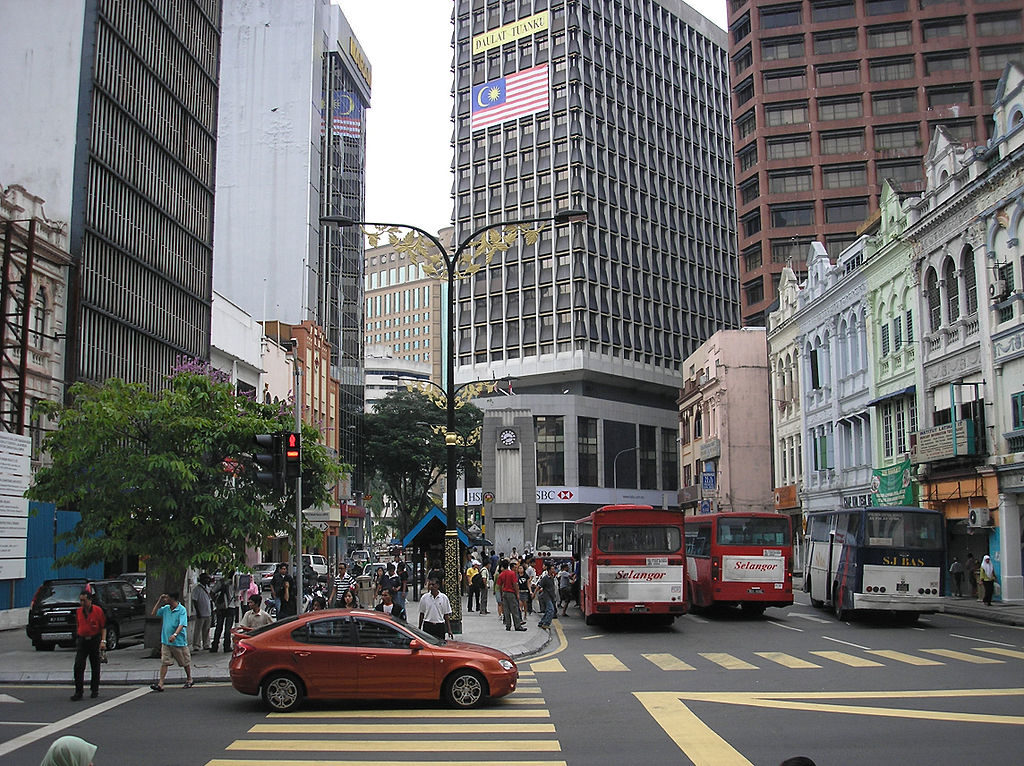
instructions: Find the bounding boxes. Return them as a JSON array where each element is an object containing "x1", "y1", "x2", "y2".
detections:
[
  {"x1": 207, "y1": 761, "x2": 567, "y2": 766},
  {"x1": 530, "y1": 659, "x2": 567, "y2": 672},
  {"x1": 642, "y1": 653, "x2": 696, "y2": 671},
  {"x1": 978, "y1": 647, "x2": 1024, "y2": 660},
  {"x1": 225, "y1": 740, "x2": 562, "y2": 752},
  {"x1": 754, "y1": 651, "x2": 820, "y2": 669},
  {"x1": 922, "y1": 648, "x2": 1003, "y2": 664},
  {"x1": 700, "y1": 652, "x2": 758, "y2": 670},
  {"x1": 585, "y1": 653, "x2": 630, "y2": 671},
  {"x1": 809, "y1": 650, "x2": 884, "y2": 667},
  {"x1": 867, "y1": 649, "x2": 944, "y2": 666},
  {"x1": 266, "y1": 709, "x2": 550, "y2": 719},
  {"x1": 248, "y1": 723, "x2": 557, "y2": 734}
]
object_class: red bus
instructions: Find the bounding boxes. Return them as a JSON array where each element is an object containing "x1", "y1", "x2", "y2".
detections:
[
  {"x1": 574, "y1": 505, "x2": 687, "y2": 625},
  {"x1": 684, "y1": 512, "x2": 793, "y2": 615}
]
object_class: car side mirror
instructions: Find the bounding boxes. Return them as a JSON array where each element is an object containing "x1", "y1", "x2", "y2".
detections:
[{"x1": 408, "y1": 639, "x2": 424, "y2": 651}]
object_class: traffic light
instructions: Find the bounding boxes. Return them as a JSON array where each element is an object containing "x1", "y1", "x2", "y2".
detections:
[
  {"x1": 284, "y1": 432, "x2": 301, "y2": 481},
  {"x1": 254, "y1": 433, "x2": 284, "y2": 491}
]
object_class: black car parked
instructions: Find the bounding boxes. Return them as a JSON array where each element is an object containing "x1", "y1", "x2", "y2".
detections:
[{"x1": 26, "y1": 578, "x2": 147, "y2": 651}]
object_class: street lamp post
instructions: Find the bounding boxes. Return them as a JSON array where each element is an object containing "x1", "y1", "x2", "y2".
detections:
[
  {"x1": 613, "y1": 446, "x2": 639, "y2": 504},
  {"x1": 323, "y1": 209, "x2": 587, "y2": 633}
]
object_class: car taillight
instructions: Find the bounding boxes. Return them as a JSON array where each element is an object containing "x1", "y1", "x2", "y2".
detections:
[
  {"x1": 30, "y1": 586, "x2": 43, "y2": 611},
  {"x1": 233, "y1": 640, "x2": 253, "y2": 659},
  {"x1": 712, "y1": 558, "x2": 720, "y2": 580}
]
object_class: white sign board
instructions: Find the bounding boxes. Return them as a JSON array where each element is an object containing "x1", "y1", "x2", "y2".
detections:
[
  {"x1": 0, "y1": 432, "x2": 32, "y2": 582},
  {"x1": 721, "y1": 555, "x2": 785, "y2": 583}
]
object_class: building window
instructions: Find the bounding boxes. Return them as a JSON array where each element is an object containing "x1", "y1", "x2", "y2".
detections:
[
  {"x1": 535, "y1": 415, "x2": 565, "y2": 486},
  {"x1": 762, "y1": 35, "x2": 804, "y2": 61},
  {"x1": 771, "y1": 237, "x2": 813, "y2": 265},
  {"x1": 640, "y1": 426, "x2": 658, "y2": 490},
  {"x1": 935, "y1": 120, "x2": 976, "y2": 143},
  {"x1": 926, "y1": 267, "x2": 941, "y2": 332},
  {"x1": 868, "y1": 24, "x2": 912, "y2": 47},
  {"x1": 893, "y1": 314, "x2": 903, "y2": 351},
  {"x1": 821, "y1": 130, "x2": 865, "y2": 154},
  {"x1": 733, "y1": 44, "x2": 753, "y2": 75},
  {"x1": 906, "y1": 309, "x2": 914, "y2": 345},
  {"x1": 818, "y1": 97, "x2": 862, "y2": 121},
  {"x1": 578, "y1": 417, "x2": 598, "y2": 486},
  {"x1": 813, "y1": 30, "x2": 857, "y2": 55},
  {"x1": 738, "y1": 143, "x2": 758, "y2": 171},
  {"x1": 881, "y1": 323, "x2": 891, "y2": 356},
  {"x1": 811, "y1": 0, "x2": 855, "y2": 23},
  {"x1": 922, "y1": 18, "x2": 967, "y2": 40},
  {"x1": 873, "y1": 91, "x2": 917, "y2": 116},
  {"x1": 740, "y1": 177, "x2": 760, "y2": 204},
  {"x1": 927, "y1": 86, "x2": 973, "y2": 108},
  {"x1": 732, "y1": 11, "x2": 751, "y2": 43},
  {"x1": 875, "y1": 124, "x2": 920, "y2": 149},
  {"x1": 977, "y1": 12, "x2": 1022, "y2": 37},
  {"x1": 661, "y1": 429, "x2": 678, "y2": 492},
  {"x1": 877, "y1": 160, "x2": 923, "y2": 184},
  {"x1": 1012, "y1": 391, "x2": 1024, "y2": 430},
  {"x1": 744, "y1": 278, "x2": 765, "y2": 305},
  {"x1": 964, "y1": 248, "x2": 978, "y2": 315},
  {"x1": 824, "y1": 198, "x2": 869, "y2": 224},
  {"x1": 980, "y1": 46, "x2": 1024, "y2": 73},
  {"x1": 764, "y1": 69, "x2": 808, "y2": 93},
  {"x1": 761, "y1": 4, "x2": 802, "y2": 28},
  {"x1": 925, "y1": 51, "x2": 970, "y2": 74},
  {"x1": 766, "y1": 101, "x2": 809, "y2": 127},
  {"x1": 742, "y1": 210, "x2": 762, "y2": 236},
  {"x1": 737, "y1": 109, "x2": 757, "y2": 138},
  {"x1": 735, "y1": 76, "x2": 754, "y2": 105},
  {"x1": 826, "y1": 233, "x2": 857, "y2": 255},
  {"x1": 771, "y1": 204, "x2": 814, "y2": 227},
  {"x1": 768, "y1": 168, "x2": 813, "y2": 193},
  {"x1": 767, "y1": 134, "x2": 811, "y2": 159},
  {"x1": 866, "y1": 0, "x2": 908, "y2": 15},
  {"x1": 823, "y1": 163, "x2": 867, "y2": 189},
  {"x1": 870, "y1": 58, "x2": 915, "y2": 82},
  {"x1": 817, "y1": 64, "x2": 860, "y2": 88},
  {"x1": 743, "y1": 243, "x2": 763, "y2": 270}
]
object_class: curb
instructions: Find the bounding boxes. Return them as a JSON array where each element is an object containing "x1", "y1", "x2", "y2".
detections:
[{"x1": 939, "y1": 603, "x2": 1024, "y2": 627}]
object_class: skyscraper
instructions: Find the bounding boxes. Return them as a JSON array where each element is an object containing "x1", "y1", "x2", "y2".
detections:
[
  {"x1": 730, "y1": 0, "x2": 1024, "y2": 325},
  {"x1": 452, "y1": 0, "x2": 739, "y2": 550},
  {"x1": 0, "y1": 1, "x2": 223, "y2": 390}
]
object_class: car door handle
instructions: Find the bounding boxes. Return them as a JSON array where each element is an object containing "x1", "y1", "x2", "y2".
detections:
[
  {"x1": 361, "y1": 654, "x2": 377, "y2": 660},
  {"x1": 293, "y1": 651, "x2": 311, "y2": 658}
]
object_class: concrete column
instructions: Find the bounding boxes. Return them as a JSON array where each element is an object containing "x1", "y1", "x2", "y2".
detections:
[{"x1": 997, "y1": 492, "x2": 1023, "y2": 601}]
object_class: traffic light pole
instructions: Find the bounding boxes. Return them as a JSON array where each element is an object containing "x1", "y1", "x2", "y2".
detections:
[{"x1": 293, "y1": 350, "x2": 303, "y2": 602}]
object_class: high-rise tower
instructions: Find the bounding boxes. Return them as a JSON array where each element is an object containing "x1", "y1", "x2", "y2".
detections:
[
  {"x1": 730, "y1": 0, "x2": 1023, "y2": 325},
  {"x1": 452, "y1": 0, "x2": 740, "y2": 549}
]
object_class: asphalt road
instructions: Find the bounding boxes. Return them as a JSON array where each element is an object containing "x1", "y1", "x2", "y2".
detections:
[{"x1": 2, "y1": 595, "x2": 1022, "y2": 765}]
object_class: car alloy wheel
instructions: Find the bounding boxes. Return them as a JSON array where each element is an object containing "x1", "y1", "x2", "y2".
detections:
[
  {"x1": 443, "y1": 669, "x2": 485, "y2": 708},
  {"x1": 262, "y1": 672, "x2": 303, "y2": 713},
  {"x1": 106, "y1": 623, "x2": 120, "y2": 651}
]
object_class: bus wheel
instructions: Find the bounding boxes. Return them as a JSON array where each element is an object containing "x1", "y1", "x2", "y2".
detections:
[
  {"x1": 741, "y1": 604, "x2": 766, "y2": 617},
  {"x1": 832, "y1": 585, "x2": 849, "y2": 622}
]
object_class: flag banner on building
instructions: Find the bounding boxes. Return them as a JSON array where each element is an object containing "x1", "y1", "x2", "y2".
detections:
[
  {"x1": 471, "y1": 63, "x2": 549, "y2": 131},
  {"x1": 320, "y1": 91, "x2": 362, "y2": 138},
  {"x1": 870, "y1": 457, "x2": 915, "y2": 506}
]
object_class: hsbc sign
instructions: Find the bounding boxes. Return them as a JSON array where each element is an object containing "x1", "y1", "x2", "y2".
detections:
[{"x1": 537, "y1": 487, "x2": 576, "y2": 502}]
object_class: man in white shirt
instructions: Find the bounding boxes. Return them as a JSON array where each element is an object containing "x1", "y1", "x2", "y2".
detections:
[
  {"x1": 418, "y1": 578, "x2": 453, "y2": 640},
  {"x1": 237, "y1": 594, "x2": 274, "y2": 632}
]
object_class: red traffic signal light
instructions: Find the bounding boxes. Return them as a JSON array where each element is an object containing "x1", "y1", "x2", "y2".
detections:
[{"x1": 284, "y1": 432, "x2": 301, "y2": 479}]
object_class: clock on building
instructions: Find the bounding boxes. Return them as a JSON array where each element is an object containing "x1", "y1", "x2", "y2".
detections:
[{"x1": 498, "y1": 428, "x2": 519, "y2": 447}]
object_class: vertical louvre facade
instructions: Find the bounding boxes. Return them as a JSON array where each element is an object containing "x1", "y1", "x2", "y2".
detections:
[
  {"x1": 453, "y1": 0, "x2": 739, "y2": 388},
  {"x1": 73, "y1": 0, "x2": 221, "y2": 389},
  {"x1": 730, "y1": 0, "x2": 1023, "y2": 325}
]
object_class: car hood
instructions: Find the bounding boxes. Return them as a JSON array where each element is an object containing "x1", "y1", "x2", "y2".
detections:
[{"x1": 433, "y1": 639, "x2": 514, "y2": 663}]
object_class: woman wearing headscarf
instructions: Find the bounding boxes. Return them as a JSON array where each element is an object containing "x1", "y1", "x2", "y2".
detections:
[
  {"x1": 979, "y1": 554, "x2": 996, "y2": 606},
  {"x1": 40, "y1": 735, "x2": 96, "y2": 766}
]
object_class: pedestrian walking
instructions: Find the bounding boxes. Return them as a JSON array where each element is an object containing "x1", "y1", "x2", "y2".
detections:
[
  {"x1": 271, "y1": 563, "x2": 296, "y2": 619},
  {"x1": 418, "y1": 578, "x2": 453, "y2": 640},
  {"x1": 477, "y1": 561, "x2": 490, "y2": 614},
  {"x1": 537, "y1": 562, "x2": 558, "y2": 630},
  {"x1": 375, "y1": 588, "x2": 406, "y2": 621},
  {"x1": 980, "y1": 554, "x2": 997, "y2": 605},
  {"x1": 329, "y1": 561, "x2": 357, "y2": 608},
  {"x1": 966, "y1": 552, "x2": 978, "y2": 598},
  {"x1": 396, "y1": 561, "x2": 410, "y2": 612},
  {"x1": 190, "y1": 573, "x2": 213, "y2": 650},
  {"x1": 210, "y1": 571, "x2": 236, "y2": 653},
  {"x1": 40, "y1": 735, "x2": 97, "y2": 766},
  {"x1": 465, "y1": 560, "x2": 480, "y2": 612},
  {"x1": 70, "y1": 589, "x2": 107, "y2": 701},
  {"x1": 150, "y1": 592, "x2": 194, "y2": 691},
  {"x1": 949, "y1": 557, "x2": 964, "y2": 597},
  {"x1": 498, "y1": 560, "x2": 527, "y2": 631},
  {"x1": 556, "y1": 562, "x2": 573, "y2": 615}
]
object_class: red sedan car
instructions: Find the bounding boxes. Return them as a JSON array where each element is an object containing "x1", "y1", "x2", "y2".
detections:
[{"x1": 229, "y1": 609, "x2": 518, "y2": 712}]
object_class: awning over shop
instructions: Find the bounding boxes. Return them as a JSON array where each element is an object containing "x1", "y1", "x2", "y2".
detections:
[
  {"x1": 401, "y1": 506, "x2": 490, "y2": 550},
  {"x1": 867, "y1": 385, "x2": 916, "y2": 407}
]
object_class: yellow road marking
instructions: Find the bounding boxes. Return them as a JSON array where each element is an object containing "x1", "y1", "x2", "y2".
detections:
[
  {"x1": 699, "y1": 652, "x2": 758, "y2": 670},
  {"x1": 249, "y1": 723, "x2": 556, "y2": 734},
  {"x1": 922, "y1": 649, "x2": 1003, "y2": 664},
  {"x1": 525, "y1": 621, "x2": 569, "y2": 662},
  {"x1": 205, "y1": 757, "x2": 569, "y2": 761},
  {"x1": 585, "y1": 653, "x2": 630, "y2": 671},
  {"x1": 519, "y1": 670, "x2": 536, "y2": 676},
  {"x1": 868, "y1": 650, "x2": 943, "y2": 666},
  {"x1": 518, "y1": 677, "x2": 539, "y2": 685},
  {"x1": 530, "y1": 659, "x2": 567, "y2": 672},
  {"x1": 755, "y1": 652, "x2": 820, "y2": 669},
  {"x1": 810, "y1": 651, "x2": 884, "y2": 667},
  {"x1": 633, "y1": 691, "x2": 754, "y2": 766},
  {"x1": 505, "y1": 698, "x2": 546, "y2": 705},
  {"x1": 516, "y1": 686, "x2": 543, "y2": 694},
  {"x1": 267, "y1": 709, "x2": 549, "y2": 719},
  {"x1": 226, "y1": 740, "x2": 561, "y2": 752},
  {"x1": 978, "y1": 647, "x2": 1024, "y2": 660},
  {"x1": 643, "y1": 653, "x2": 696, "y2": 671}
]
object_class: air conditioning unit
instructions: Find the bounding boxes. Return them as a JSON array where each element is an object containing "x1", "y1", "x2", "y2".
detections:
[
  {"x1": 968, "y1": 507, "x2": 991, "y2": 527},
  {"x1": 989, "y1": 280, "x2": 1008, "y2": 301}
]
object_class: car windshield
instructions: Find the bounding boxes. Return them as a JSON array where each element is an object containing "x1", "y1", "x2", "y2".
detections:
[{"x1": 37, "y1": 583, "x2": 86, "y2": 605}]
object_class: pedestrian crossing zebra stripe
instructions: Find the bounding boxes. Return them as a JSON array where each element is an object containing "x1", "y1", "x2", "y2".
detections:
[
  {"x1": 266, "y1": 708, "x2": 551, "y2": 719},
  {"x1": 809, "y1": 650, "x2": 884, "y2": 667},
  {"x1": 248, "y1": 723, "x2": 557, "y2": 734},
  {"x1": 754, "y1": 651, "x2": 820, "y2": 668},
  {"x1": 224, "y1": 739, "x2": 563, "y2": 752},
  {"x1": 922, "y1": 648, "x2": 1003, "y2": 664}
]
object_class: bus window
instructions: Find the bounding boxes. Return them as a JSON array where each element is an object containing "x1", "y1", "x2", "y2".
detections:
[
  {"x1": 716, "y1": 516, "x2": 790, "y2": 547},
  {"x1": 867, "y1": 511, "x2": 943, "y2": 549},
  {"x1": 808, "y1": 515, "x2": 830, "y2": 542},
  {"x1": 685, "y1": 525, "x2": 711, "y2": 557},
  {"x1": 597, "y1": 525, "x2": 682, "y2": 554}
]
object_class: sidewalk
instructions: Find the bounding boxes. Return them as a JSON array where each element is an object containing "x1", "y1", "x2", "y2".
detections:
[
  {"x1": 938, "y1": 595, "x2": 1024, "y2": 626},
  {"x1": 0, "y1": 600, "x2": 551, "y2": 686}
]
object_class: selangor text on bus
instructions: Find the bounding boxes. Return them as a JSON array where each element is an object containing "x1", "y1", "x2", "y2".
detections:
[
  {"x1": 574, "y1": 504, "x2": 687, "y2": 625},
  {"x1": 684, "y1": 512, "x2": 794, "y2": 615},
  {"x1": 804, "y1": 505, "x2": 944, "y2": 622}
]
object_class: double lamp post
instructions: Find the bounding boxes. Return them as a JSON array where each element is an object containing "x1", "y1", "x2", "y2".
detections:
[{"x1": 321, "y1": 208, "x2": 586, "y2": 633}]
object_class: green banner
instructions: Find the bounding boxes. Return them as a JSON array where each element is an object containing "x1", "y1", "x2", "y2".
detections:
[{"x1": 871, "y1": 457, "x2": 915, "y2": 506}]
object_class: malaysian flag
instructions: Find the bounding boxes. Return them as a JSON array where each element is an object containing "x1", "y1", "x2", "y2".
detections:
[
  {"x1": 471, "y1": 63, "x2": 549, "y2": 131},
  {"x1": 321, "y1": 91, "x2": 362, "y2": 138}
]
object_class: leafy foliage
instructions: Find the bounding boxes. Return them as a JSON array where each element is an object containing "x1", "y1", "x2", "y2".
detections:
[
  {"x1": 363, "y1": 389, "x2": 481, "y2": 537},
  {"x1": 28, "y1": 371, "x2": 343, "y2": 572}
]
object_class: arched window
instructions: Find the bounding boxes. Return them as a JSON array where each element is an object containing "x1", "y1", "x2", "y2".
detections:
[
  {"x1": 32, "y1": 287, "x2": 47, "y2": 346},
  {"x1": 962, "y1": 246, "x2": 978, "y2": 315},
  {"x1": 944, "y1": 258, "x2": 959, "y2": 322},
  {"x1": 926, "y1": 267, "x2": 941, "y2": 332}
]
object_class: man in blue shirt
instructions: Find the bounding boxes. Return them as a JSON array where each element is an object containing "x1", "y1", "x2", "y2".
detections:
[{"x1": 150, "y1": 592, "x2": 194, "y2": 691}]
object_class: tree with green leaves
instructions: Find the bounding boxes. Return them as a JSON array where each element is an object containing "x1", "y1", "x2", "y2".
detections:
[
  {"x1": 28, "y1": 368, "x2": 343, "y2": 598},
  {"x1": 364, "y1": 388, "x2": 481, "y2": 537}
]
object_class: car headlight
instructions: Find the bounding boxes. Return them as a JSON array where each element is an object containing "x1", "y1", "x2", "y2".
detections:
[{"x1": 499, "y1": 659, "x2": 514, "y2": 671}]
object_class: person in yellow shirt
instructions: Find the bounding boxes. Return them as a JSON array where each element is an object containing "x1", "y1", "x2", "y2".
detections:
[{"x1": 465, "y1": 561, "x2": 480, "y2": 612}]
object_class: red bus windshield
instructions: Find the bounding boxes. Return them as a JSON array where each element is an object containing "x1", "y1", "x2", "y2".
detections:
[
  {"x1": 716, "y1": 516, "x2": 790, "y2": 547},
  {"x1": 597, "y1": 525, "x2": 682, "y2": 554}
]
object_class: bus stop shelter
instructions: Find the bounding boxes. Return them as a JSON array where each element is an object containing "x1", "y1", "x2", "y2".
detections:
[{"x1": 402, "y1": 505, "x2": 491, "y2": 600}]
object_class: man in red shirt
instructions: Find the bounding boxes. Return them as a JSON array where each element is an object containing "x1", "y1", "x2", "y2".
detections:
[
  {"x1": 72, "y1": 589, "x2": 107, "y2": 701},
  {"x1": 497, "y1": 560, "x2": 527, "y2": 632}
]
